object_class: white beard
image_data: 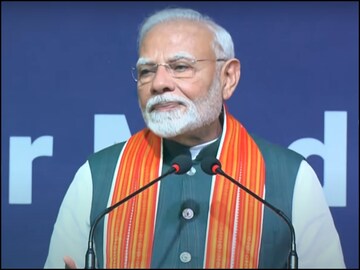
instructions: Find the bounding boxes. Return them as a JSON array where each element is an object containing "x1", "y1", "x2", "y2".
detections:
[{"x1": 140, "y1": 76, "x2": 223, "y2": 138}]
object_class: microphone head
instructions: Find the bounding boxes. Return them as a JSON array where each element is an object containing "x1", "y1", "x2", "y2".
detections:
[
  {"x1": 201, "y1": 156, "x2": 221, "y2": 175},
  {"x1": 171, "y1": 155, "x2": 193, "y2": 174}
]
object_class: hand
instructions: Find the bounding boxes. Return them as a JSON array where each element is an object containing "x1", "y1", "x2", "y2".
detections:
[{"x1": 64, "y1": 256, "x2": 77, "y2": 269}]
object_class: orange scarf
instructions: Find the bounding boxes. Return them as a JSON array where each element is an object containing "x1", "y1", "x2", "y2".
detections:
[{"x1": 105, "y1": 110, "x2": 265, "y2": 268}]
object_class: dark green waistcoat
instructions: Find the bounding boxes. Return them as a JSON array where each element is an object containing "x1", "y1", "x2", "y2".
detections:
[{"x1": 88, "y1": 134, "x2": 304, "y2": 268}]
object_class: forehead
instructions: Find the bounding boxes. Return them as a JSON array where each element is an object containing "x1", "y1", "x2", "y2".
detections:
[{"x1": 139, "y1": 20, "x2": 215, "y2": 60}]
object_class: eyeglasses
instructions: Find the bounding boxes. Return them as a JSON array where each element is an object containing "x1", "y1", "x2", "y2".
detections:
[{"x1": 131, "y1": 58, "x2": 227, "y2": 85}]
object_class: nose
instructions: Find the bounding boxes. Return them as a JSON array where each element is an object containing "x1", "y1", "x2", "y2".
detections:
[{"x1": 150, "y1": 65, "x2": 175, "y2": 94}]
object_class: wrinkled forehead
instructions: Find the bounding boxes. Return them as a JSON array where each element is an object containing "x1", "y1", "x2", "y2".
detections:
[
  {"x1": 138, "y1": 20, "x2": 215, "y2": 62},
  {"x1": 140, "y1": 19, "x2": 214, "y2": 46}
]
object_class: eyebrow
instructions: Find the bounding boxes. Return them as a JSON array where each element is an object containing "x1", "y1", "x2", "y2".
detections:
[
  {"x1": 136, "y1": 52, "x2": 196, "y2": 67},
  {"x1": 136, "y1": 58, "x2": 152, "y2": 66},
  {"x1": 171, "y1": 52, "x2": 195, "y2": 60}
]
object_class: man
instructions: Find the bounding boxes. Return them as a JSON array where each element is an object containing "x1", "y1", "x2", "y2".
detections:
[{"x1": 44, "y1": 7, "x2": 345, "y2": 269}]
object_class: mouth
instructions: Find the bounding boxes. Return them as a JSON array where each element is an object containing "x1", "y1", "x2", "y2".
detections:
[{"x1": 150, "y1": 101, "x2": 183, "y2": 112}]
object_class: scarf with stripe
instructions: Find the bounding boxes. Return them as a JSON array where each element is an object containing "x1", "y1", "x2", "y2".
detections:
[{"x1": 105, "y1": 109, "x2": 265, "y2": 268}]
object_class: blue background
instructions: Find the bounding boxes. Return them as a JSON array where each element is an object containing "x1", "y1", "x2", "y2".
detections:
[{"x1": 2, "y1": 1, "x2": 358, "y2": 268}]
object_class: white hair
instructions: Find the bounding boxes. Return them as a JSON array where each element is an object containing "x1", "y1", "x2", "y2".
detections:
[{"x1": 137, "y1": 7, "x2": 235, "y2": 59}]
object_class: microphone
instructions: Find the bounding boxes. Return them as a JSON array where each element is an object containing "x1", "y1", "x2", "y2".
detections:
[
  {"x1": 85, "y1": 154, "x2": 192, "y2": 269},
  {"x1": 201, "y1": 156, "x2": 298, "y2": 269}
]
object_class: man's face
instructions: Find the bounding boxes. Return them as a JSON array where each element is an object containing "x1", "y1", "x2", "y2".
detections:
[{"x1": 137, "y1": 20, "x2": 224, "y2": 138}]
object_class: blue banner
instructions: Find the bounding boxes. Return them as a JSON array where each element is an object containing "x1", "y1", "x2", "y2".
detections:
[{"x1": 2, "y1": 2, "x2": 358, "y2": 268}]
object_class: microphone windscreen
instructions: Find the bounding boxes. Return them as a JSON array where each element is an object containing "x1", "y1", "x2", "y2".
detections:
[
  {"x1": 201, "y1": 156, "x2": 221, "y2": 175},
  {"x1": 171, "y1": 155, "x2": 192, "y2": 174}
]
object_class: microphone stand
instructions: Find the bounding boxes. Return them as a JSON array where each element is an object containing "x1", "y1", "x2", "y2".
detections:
[
  {"x1": 85, "y1": 154, "x2": 192, "y2": 269},
  {"x1": 201, "y1": 157, "x2": 298, "y2": 269},
  {"x1": 85, "y1": 168, "x2": 176, "y2": 268},
  {"x1": 216, "y1": 168, "x2": 298, "y2": 269}
]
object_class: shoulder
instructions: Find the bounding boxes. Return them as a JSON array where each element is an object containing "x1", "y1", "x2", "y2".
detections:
[
  {"x1": 88, "y1": 142, "x2": 127, "y2": 163},
  {"x1": 86, "y1": 142, "x2": 127, "y2": 180},
  {"x1": 250, "y1": 133, "x2": 306, "y2": 185},
  {"x1": 250, "y1": 133, "x2": 305, "y2": 163}
]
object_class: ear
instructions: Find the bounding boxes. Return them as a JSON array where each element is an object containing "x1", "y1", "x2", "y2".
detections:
[{"x1": 221, "y1": 58, "x2": 241, "y2": 100}]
